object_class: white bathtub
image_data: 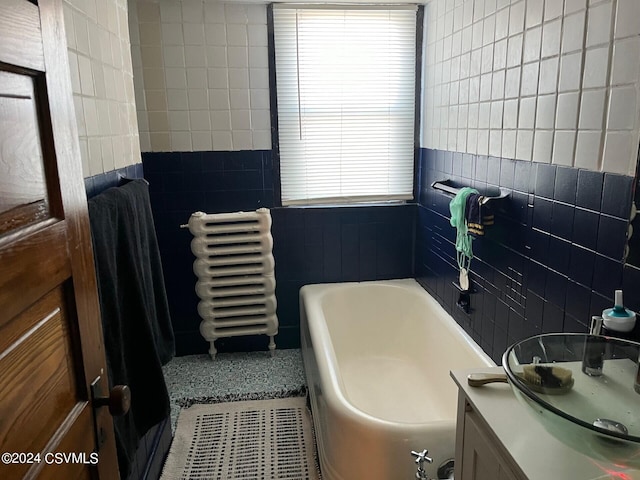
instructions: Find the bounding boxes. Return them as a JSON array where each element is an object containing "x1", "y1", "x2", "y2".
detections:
[{"x1": 300, "y1": 279, "x2": 494, "y2": 480}]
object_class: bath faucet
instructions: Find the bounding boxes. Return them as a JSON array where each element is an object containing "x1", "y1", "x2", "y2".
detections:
[{"x1": 411, "y1": 449, "x2": 433, "y2": 479}]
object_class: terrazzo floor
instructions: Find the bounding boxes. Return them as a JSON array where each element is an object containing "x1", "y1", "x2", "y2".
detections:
[{"x1": 162, "y1": 348, "x2": 307, "y2": 430}]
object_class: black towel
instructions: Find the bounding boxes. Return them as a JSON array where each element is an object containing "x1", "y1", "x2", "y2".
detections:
[
  {"x1": 465, "y1": 193, "x2": 495, "y2": 236},
  {"x1": 465, "y1": 193, "x2": 484, "y2": 236},
  {"x1": 88, "y1": 179, "x2": 174, "y2": 478}
]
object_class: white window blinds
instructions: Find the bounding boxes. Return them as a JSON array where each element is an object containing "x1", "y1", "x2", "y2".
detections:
[{"x1": 273, "y1": 5, "x2": 418, "y2": 205}]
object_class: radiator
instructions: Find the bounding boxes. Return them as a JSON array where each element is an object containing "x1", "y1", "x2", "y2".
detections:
[{"x1": 185, "y1": 209, "x2": 278, "y2": 359}]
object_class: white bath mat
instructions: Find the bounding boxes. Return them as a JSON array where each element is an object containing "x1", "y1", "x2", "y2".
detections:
[{"x1": 160, "y1": 397, "x2": 321, "y2": 480}]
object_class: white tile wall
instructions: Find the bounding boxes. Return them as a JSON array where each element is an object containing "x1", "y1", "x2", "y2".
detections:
[
  {"x1": 64, "y1": 0, "x2": 141, "y2": 177},
  {"x1": 422, "y1": 0, "x2": 640, "y2": 176},
  {"x1": 130, "y1": 0, "x2": 272, "y2": 152}
]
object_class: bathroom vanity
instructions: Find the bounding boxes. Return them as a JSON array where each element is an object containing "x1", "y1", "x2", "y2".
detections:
[{"x1": 451, "y1": 368, "x2": 640, "y2": 480}]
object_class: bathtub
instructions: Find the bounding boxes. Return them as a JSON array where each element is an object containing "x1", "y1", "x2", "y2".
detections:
[{"x1": 300, "y1": 279, "x2": 494, "y2": 480}]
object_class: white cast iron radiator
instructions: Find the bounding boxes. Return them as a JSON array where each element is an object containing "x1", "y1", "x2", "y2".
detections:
[{"x1": 184, "y1": 208, "x2": 278, "y2": 359}]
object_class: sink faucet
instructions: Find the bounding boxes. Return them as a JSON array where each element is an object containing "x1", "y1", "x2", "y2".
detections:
[{"x1": 411, "y1": 449, "x2": 433, "y2": 479}]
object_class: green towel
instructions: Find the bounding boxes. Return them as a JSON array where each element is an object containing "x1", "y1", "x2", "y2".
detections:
[{"x1": 449, "y1": 187, "x2": 479, "y2": 270}]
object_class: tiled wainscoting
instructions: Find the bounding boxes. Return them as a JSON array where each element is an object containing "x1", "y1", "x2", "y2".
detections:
[
  {"x1": 415, "y1": 148, "x2": 638, "y2": 364},
  {"x1": 93, "y1": 148, "x2": 639, "y2": 363},
  {"x1": 271, "y1": 204, "x2": 415, "y2": 351},
  {"x1": 142, "y1": 151, "x2": 414, "y2": 355}
]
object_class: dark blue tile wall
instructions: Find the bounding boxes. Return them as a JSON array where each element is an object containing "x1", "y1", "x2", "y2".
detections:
[
  {"x1": 272, "y1": 204, "x2": 415, "y2": 349},
  {"x1": 415, "y1": 148, "x2": 637, "y2": 365},
  {"x1": 142, "y1": 150, "x2": 415, "y2": 355},
  {"x1": 142, "y1": 150, "x2": 275, "y2": 355},
  {"x1": 143, "y1": 150, "x2": 275, "y2": 214},
  {"x1": 84, "y1": 163, "x2": 145, "y2": 198}
]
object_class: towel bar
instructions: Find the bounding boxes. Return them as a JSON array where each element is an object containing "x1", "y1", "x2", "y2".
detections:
[{"x1": 431, "y1": 179, "x2": 510, "y2": 204}]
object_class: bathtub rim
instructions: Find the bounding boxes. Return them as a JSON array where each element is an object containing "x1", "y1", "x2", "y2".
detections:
[{"x1": 300, "y1": 278, "x2": 496, "y2": 433}]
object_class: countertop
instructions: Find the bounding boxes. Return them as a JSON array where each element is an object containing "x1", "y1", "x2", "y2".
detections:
[{"x1": 451, "y1": 367, "x2": 640, "y2": 480}]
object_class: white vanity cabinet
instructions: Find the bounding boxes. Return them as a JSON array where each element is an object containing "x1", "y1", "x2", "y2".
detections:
[
  {"x1": 451, "y1": 368, "x2": 640, "y2": 480},
  {"x1": 455, "y1": 392, "x2": 525, "y2": 480}
]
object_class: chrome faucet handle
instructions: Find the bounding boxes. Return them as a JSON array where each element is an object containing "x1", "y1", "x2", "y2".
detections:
[
  {"x1": 411, "y1": 449, "x2": 433, "y2": 479},
  {"x1": 411, "y1": 449, "x2": 433, "y2": 465}
]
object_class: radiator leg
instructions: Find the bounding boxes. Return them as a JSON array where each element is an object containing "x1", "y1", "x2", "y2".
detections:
[
  {"x1": 268, "y1": 335, "x2": 276, "y2": 357},
  {"x1": 209, "y1": 341, "x2": 217, "y2": 360}
]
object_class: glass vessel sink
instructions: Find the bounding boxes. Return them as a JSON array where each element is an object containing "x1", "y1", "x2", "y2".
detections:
[{"x1": 503, "y1": 333, "x2": 640, "y2": 468}]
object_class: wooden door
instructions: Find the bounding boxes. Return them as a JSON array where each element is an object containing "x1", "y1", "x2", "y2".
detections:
[{"x1": 0, "y1": 0, "x2": 120, "y2": 479}]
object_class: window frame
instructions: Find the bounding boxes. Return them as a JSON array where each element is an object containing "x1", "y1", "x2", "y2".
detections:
[{"x1": 267, "y1": 3, "x2": 425, "y2": 207}]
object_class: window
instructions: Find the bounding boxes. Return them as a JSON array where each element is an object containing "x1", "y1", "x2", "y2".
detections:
[{"x1": 272, "y1": 5, "x2": 418, "y2": 205}]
